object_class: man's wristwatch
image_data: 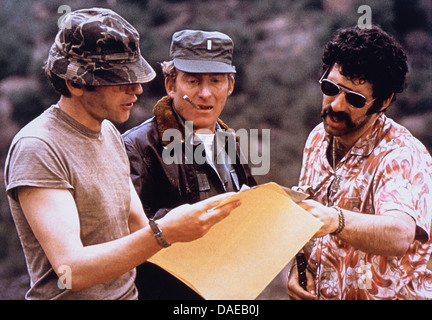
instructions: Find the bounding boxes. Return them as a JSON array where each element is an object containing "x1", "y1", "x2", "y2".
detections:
[{"x1": 148, "y1": 218, "x2": 171, "y2": 248}]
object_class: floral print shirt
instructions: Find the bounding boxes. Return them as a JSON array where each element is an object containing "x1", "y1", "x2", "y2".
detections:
[{"x1": 299, "y1": 114, "x2": 432, "y2": 299}]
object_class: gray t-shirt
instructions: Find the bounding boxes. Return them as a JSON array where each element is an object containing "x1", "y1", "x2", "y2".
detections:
[{"x1": 4, "y1": 104, "x2": 137, "y2": 300}]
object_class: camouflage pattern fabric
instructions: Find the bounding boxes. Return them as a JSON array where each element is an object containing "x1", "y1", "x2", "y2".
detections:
[{"x1": 47, "y1": 8, "x2": 155, "y2": 86}]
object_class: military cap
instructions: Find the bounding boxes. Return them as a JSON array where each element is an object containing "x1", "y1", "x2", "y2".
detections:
[
  {"x1": 170, "y1": 30, "x2": 236, "y2": 73},
  {"x1": 46, "y1": 8, "x2": 156, "y2": 86}
]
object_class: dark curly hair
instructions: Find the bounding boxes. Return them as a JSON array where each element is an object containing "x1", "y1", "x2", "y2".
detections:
[{"x1": 322, "y1": 25, "x2": 408, "y2": 114}]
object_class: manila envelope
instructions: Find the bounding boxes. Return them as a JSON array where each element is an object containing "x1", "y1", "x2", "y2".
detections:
[{"x1": 148, "y1": 182, "x2": 322, "y2": 300}]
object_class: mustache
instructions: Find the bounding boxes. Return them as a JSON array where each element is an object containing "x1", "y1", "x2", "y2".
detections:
[{"x1": 321, "y1": 105, "x2": 355, "y2": 128}]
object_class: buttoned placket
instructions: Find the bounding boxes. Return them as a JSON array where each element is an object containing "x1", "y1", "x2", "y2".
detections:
[{"x1": 314, "y1": 136, "x2": 350, "y2": 299}]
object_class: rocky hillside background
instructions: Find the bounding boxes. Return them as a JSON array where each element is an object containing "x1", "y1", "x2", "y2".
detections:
[{"x1": 0, "y1": 0, "x2": 431, "y2": 299}]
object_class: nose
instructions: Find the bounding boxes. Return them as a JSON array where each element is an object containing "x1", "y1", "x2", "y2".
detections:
[
  {"x1": 197, "y1": 82, "x2": 212, "y2": 100},
  {"x1": 329, "y1": 91, "x2": 349, "y2": 113},
  {"x1": 125, "y1": 83, "x2": 143, "y2": 95}
]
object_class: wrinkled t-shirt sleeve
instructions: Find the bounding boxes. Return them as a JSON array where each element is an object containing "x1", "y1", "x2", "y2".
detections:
[{"x1": 5, "y1": 137, "x2": 73, "y2": 201}]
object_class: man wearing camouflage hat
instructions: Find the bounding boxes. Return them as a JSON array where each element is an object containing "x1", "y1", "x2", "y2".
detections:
[
  {"x1": 4, "y1": 9, "x2": 240, "y2": 300},
  {"x1": 123, "y1": 30, "x2": 256, "y2": 299}
]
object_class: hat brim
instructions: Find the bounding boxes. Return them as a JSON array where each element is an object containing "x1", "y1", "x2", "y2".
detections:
[
  {"x1": 173, "y1": 59, "x2": 236, "y2": 74},
  {"x1": 48, "y1": 47, "x2": 156, "y2": 86}
]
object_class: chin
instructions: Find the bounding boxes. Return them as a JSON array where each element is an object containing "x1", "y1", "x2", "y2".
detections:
[{"x1": 110, "y1": 114, "x2": 130, "y2": 125}]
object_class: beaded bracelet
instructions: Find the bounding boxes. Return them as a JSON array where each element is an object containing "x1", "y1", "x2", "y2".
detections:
[{"x1": 331, "y1": 206, "x2": 345, "y2": 235}]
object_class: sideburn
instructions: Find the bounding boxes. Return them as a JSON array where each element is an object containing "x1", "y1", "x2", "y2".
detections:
[{"x1": 366, "y1": 99, "x2": 384, "y2": 115}]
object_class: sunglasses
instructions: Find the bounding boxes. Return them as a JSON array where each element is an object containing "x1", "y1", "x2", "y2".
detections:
[{"x1": 319, "y1": 72, "x2": 376, "y2": 109}]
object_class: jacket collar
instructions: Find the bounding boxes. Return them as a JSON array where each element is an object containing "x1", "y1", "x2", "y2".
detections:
[{"x1": 152, "y1": 96, "x2": 232, "y2": 146}]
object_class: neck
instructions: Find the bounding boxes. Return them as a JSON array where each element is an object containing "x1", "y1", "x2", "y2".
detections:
[
  {"x1": 329, "y1": 113, "x2": 382, "y2": 167},
  {"x1": 331, "y1": 137, "x2": 348, "y2": 168},
  {"x1": 58, "y1": 95, "x2": 102, "y2": 131}
]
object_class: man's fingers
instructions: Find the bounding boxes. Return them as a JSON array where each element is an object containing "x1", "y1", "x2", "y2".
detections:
[
  {"x1": 287, "y1": 263, "x2": 318, "y2": 300},
  {"x1": 298, "y1": 199, "x2": 314, "y2": 210},
  {"x1": 198, "y1": 192, "x2": 237, "y2": 211},
  {"x1": 203, "y1": 199, "x2": 241, "y2": 223}
]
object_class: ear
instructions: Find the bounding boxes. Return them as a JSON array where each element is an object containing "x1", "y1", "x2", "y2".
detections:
[
  {"x1": 227, "y1": 75, "x2": 235, "y2": 97},
  {"x1": 165, "y1": 77, "x2": 175, "y2": 99},
  {"x1": 65, "y1": 80, "x2": 84, "y2": 97},
  {"x1": 378, "y1": 93, "x2": 394, "y2": 113}
]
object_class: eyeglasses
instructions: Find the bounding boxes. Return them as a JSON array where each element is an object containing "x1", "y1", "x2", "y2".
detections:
[{"x1": 319, "y1": 72, "x2": 376, "y2": 109}]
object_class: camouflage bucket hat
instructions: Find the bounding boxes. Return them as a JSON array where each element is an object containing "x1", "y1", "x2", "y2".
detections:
[
  {"x1": 47, "y1": 8, "x2": 156, "y2": 86},
  {"x1": 170, "y1": 30, "x2": 236, "y2": 73}
]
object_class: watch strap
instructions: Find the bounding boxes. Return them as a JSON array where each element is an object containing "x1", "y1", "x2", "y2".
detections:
[{"x1": 148, "y1": 218, "x2": 171, "y2": 248}]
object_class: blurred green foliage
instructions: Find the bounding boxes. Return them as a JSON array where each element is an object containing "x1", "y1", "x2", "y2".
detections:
[{"x1": 0, "y1": 0, "x2": 431, "y2": 298}]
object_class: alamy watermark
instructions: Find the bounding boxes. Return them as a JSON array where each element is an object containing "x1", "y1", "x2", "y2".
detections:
[
  {"x1": 357, "y1": 5, "x2": 372, "y2": 29},
  {"x1": 162, "y1": 121, "x2": 271, "y2": 176},
  {"x1": 57, "y1": 265, "x2": 72, "y2": 290},
  {"x1": 356, "y1": 264, "x2": 373, "y2": 290},
  {"x1": 57, "y1": 5, "x2": 72, "y2": 29}
]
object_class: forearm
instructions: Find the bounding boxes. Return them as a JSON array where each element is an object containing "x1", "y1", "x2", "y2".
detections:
[
  {"x1": 300, "y1": 200, "x2": 416, "y2": 257},
  {"x1": 19, "y1": 187, "x2": 238, "y2": 292},
  {"x1": 70, "y1": 198, "x2": 237, "y2": 290},
  {"x1": 60, "y1": 226, "x2": 161, "y2": 291},
  {"x1": 334, "y1": 208, "x2": 415, "y2": 257}
]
